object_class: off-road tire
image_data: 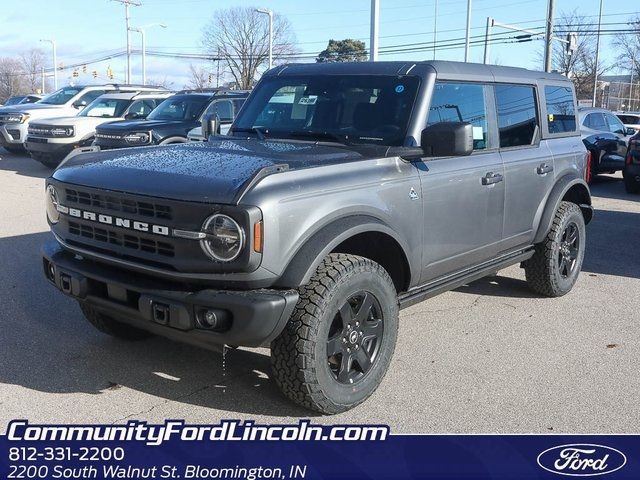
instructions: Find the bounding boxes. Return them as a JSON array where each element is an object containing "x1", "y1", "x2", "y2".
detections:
[
  {"x1": 624, "y1": 173, "x2": 640, "y2": 194},
  {"x1": 271, "y1": 253, "x2": 399, "y2": 414},
  {"x1": 79, "y1": 302, "x2": 153, "y2": 340},
  {"x1": 524, "y1": 201, "x2": 586, "y2": 297}
]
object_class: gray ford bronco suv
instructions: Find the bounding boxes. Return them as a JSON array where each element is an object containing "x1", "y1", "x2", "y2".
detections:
[{"x1": 42, "y1": 61, "x2": 592, "y2": 414}]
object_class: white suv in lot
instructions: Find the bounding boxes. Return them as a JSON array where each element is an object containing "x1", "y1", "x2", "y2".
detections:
[
  {"x1": 0, "y1": 84, "x2": 166, "y2": 153},
  {"x1": 25, "y1": 91, "x2": 171, "y2": 168}
]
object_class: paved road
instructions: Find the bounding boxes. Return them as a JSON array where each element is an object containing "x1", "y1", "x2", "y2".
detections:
[{"x1": 0, "y1": 149, "x2": 638, "y2": 433}]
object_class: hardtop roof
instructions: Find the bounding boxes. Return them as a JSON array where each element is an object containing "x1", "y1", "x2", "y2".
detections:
[{"x1": 267, "y1": 60, "x2": 570, "y2": 85}]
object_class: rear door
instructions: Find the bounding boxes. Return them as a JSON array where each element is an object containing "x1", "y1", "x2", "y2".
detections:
[
  {"x1": 497, "y1": 84, "x2": 552, "y2": 251},
  {"x1": 417, "y1": 81, "x2": 505, "y2": 282}
]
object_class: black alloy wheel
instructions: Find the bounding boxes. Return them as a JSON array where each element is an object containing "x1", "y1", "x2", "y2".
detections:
[{"x1": 326, "y1": 291, "x2": 383, "y2": 385}]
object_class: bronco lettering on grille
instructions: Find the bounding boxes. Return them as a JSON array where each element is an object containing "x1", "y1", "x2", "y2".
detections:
[{"x1": 58, "y1": 204, "x2": 170, "y2": 236}]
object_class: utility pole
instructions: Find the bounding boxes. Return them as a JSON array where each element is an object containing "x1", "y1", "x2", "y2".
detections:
[
  {"x1": 483, "y1": 17, "x2": 492, "y2": 64},
  {"x1": 543, "y1": 0, "x2": 555, "y2": 72},
  {"x1": 113, "y1": 0, "x2": 141, "y2": 84},
  {"x1": 370, "y1": 0, "x2": 380, "y2": 61},
  {"x1": 39, "y1": 39, "x2": 57, "y2": 90},
  {"x1": 41, "y1": 66, "x2": 45, "y2": 94},
  {"x1": 592, "y1": 0, "x2": 603, "y2": 107},
  {"x1": 433, "y1": 0, "x2": 438, "y2": 60},
  {"x1": 256, "y1": 8, "x2": 273, "y2": 70},
  {"x1": 464, "y1": 0, "x2": 472, "y2": 62},
  {"x1": 216, "y1": 47, "x2": 221, "y2": 87}
]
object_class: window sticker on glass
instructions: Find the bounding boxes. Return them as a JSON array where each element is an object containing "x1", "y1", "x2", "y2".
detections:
[
  {"x1": 395, "y1": 85, "x2": 405, "y2": 93},
  {"x1": 473, "y1": 126, "x2": 484, "y2": 140},
  {"x1": 299, "y1": 95, "x2": 317, "y2": 105}
]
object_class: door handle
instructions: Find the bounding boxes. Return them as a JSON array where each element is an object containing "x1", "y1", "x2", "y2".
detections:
[
  {"x1": 482, "y1": 172, "x2": 503, "y2": 185},
  {"x1": 536, "y1": 163, "x2": 554, "y2": 175}
]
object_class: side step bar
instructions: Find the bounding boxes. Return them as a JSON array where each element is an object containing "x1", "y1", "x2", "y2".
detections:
[{"x1": 398, "y1": 248, "x2": 535, "y2": 309}]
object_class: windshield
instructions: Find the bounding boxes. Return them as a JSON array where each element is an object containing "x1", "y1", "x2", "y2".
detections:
[
  {"x1": 232, "y1": 75, "x2": 420, "y2": 146},
  {"x1": 5, "y1": 96, "x2": 25, "y2": 106},
  {"x1": 40, "y1": 87, "x2": 82, "y2": 105},
  {"x1": 80, "y1": 98, "x2": 132, "y2": 118},
  {"x1": 147, "y1": 95, "x2": 211, "y2": 121}
]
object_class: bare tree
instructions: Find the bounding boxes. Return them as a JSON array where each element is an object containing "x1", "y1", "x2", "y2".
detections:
[
  {"x1": 201, "y1": 6, "x2": 298, "y2": 89},
  {"x1": 545, "y1": 10, "x2": 609, "y2": 100},
  {"x1": 146, "y1": 75, "x2": 175, "y2": 89},
  {"x1": 611, "y1": 14, "x2": 640, "y2": 80},
  {"x1": 186, "y1": 63, "x2": 211, "y2": 89},
  {"x1": 0, "y1": 57, "x2": 26, "y2": 103},
  {"x1": 20, "y1": 48, "x2": 47, "y2": 93}
]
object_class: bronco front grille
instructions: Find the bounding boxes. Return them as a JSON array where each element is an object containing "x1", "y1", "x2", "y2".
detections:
[
  {"x1": 65, "y1": 188, "x2": 172, "y2": 220},
  {"x1": 68, "y1": 221, "x2": 175, "y2": 257}
]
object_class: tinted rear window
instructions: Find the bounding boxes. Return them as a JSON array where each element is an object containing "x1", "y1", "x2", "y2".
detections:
[
  {"x1": 544, "y1": 86, "x2": 576, "y2": 133},
  {"x1": 495, "y1": 85, "x2": 538, "y2": 148}
]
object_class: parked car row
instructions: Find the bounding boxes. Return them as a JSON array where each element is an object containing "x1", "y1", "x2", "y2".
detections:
[{"x1": 0, "y1": 84, "x2": 249, "y2": 167}]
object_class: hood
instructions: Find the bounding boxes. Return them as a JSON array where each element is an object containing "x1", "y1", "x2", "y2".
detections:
[
  {"x1": 52, "y1": 138, "x2": 383, "y2": 204},
  {"x1": 97, "y1": 119, "x2": 191, "y2": 132},
  {"x1": 31, "y1": 116, "x2": 120, "y2": 128},
  {"x1": 0, "y1": 103, "x2": 67, "y2": 113}
]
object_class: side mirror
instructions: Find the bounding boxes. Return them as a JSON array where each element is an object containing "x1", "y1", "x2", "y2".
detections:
[
  {"x1": 125, "y1": 112, "x2": 143, "y2": 120},
  {"x1": 626, "y1": 127, "x2": 636, "y2": 136},
  {"x1": 201, "y1": 113, "x2": 221, "y2": 139},
  {"x1": 73, "y1": 100, "x2": 87, "y2": 109},
  {"x1": 421, "y1": 122, "x2": 474, "y2": 157}
]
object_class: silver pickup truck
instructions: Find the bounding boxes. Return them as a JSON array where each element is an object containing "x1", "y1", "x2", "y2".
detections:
[{"x1": 42, "y1": 60, "x2": 591, "y2": 414}]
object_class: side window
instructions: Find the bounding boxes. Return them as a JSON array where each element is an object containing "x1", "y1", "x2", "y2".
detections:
[
  {"x1": 544, "y1": 86, "x2": 576, "y2": 133},
  {"x1": 585, "y1": 113, "x2": 607, "y2": 131},
  {"x1": 232, "y1": 99, "x2": 246, "y2": 117},
  {"x1": 606, "y1": 114, "x2": 626, "y2": 135},
  {"x1": 495, "y1": 85, "x2": 538, "y2": 148},
  {"x1": 207, "y1": 100, "x2": 234, "y2": 122},
  {"x1": 77, "y1": 90, "x2": 106, "y2": 106},
  {"x1": 427, "y1": 82, "x2": 489, "y2": 150}
]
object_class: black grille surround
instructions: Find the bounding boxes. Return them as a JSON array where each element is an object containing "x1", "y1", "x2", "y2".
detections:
[{"x1": 49, "y1": 180, "x2": 263, "y2": 274}]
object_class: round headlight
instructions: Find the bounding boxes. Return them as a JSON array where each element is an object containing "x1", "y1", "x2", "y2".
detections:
[
  {"x1": 200, "y1": 214, "x2": 245, "y2": 262},
  {"x1": 46, "y1": 185, "x2": 60, "y2": 224}
]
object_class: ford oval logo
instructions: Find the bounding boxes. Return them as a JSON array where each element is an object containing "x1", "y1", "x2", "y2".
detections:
[{"x1": 537, "y1": 444, "x2": 627, "y2": 476}]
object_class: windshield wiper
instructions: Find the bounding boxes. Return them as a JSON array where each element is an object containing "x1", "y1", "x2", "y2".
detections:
[
  {"x1": 289, "y1": 131, "x2": 351, "y2": 145},
  {"x1": 232, "y1": 127, "x2": 266, "y2": 140}
]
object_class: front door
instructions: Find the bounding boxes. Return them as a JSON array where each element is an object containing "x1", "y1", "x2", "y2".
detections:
[{"x1": 417, "y1": 81, "x2": 504, "y2": 283}]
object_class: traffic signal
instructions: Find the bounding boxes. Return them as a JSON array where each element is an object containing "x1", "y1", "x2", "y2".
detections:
[
  {"x1": 107, "y1": 66, "x2": 114, "y2": 80},
  {"x1": 82, "y1": 64, "x2": 87, "y2": 74},
  {"x1": 92, "y1": 70, "x2": 98, "y2": 79},
  {"x1": 72, "y1": 70, "x2": 79, "y2": 78}
]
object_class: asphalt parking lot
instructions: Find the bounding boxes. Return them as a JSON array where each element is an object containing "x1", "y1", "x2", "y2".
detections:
[{"x1": 0, "y1": 149, "x2": 638, "y2": 433}]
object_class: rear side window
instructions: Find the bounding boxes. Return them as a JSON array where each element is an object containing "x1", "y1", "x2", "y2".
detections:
[
  {"x1": 427, "y1": 82, "x2": 489, "y2": 150},
  {"x1": 605, "y1": 113, "x2": 626, "y2": 135},
  {"x1": 495, "y1": 85, "x2": 538, "y2": 148},
  {"x1": 544, "y1": 86, "x2": 576, "y2": 133}
]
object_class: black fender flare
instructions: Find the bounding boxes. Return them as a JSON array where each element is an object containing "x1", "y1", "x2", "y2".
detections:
[
  {"x1": 533, "y1": 175, "x2": 592, "y2": 244},
  {"x1": 159, "y1": 136, "x2": 188, "y2": 145},
  {"x1": 274, "y1": 215, "x2": 412, "y2": 288}
]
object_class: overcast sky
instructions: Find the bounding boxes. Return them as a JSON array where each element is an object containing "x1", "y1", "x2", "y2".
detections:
[{"x1": 0, "y1": 0, "x2": 635, "y2": 89}]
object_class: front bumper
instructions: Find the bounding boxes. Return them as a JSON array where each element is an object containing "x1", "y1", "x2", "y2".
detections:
[
  {"x1": 0, "y1": 123, "x2": 27, "y2": 145},
  {"x1": 42, "y1": 240, "x2": 298, "y2": 349},
  {"x1": 25, "y1": 137, "x2": 76, "y2": 163}
]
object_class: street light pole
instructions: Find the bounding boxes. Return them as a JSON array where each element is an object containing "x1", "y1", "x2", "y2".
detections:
[
  {"x1": 433, "y1": 0, "x2": 438, "y2": 60},
  {"x1": 370, "y1": 0, "x2": 380, "y2": 61},
  {"x1": 483, "y1": 17, "x2": 492, "y2": 64},
  {"x1": 592, "y1": 0, "x2": 604, "y2": 107},
  {"x1": 256, "y1": 8, "x2": 273, "y2": 70},
  {"x1": 129, "y1": 23, "x2": 166, "y2": 85},
  {"x1": 464, "y1": 0, "x2": 472, "y2": 62},
  {"x1": 39, "y1": 39, "x2": 57, "y2": 90}
]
